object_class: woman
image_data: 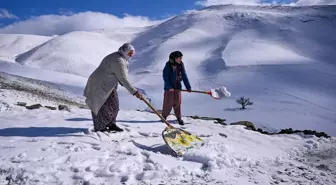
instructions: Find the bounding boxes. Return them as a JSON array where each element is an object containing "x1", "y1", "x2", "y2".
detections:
[
  {"x1": 162, "y1": 51, "x2": 191, "y2": 125},
  {"x1": 84, "y1": 43, "x2": 143, "y2": 132}
]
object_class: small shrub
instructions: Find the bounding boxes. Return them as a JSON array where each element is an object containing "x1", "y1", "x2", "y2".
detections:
[{"x1": 236, "y1": 96, "x2": 253, "y2": 109}]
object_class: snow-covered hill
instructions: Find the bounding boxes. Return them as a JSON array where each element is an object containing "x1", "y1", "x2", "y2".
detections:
[
  {"x1": 127, "y1": 5, "x2": 336, "y2": 135},
  {"x1": 0, "y1": 34, "x2": 51, "y2": 61},
  {"x1": 12, "y1": 26, "x2": 149, "y2": 77},
  {"x1": 0, "y1": 4, "x2": 336, "y2": 185},
  {"x1": 0, "y1": 87, "x2": 335, "y2": 185},
  {"x1": 0, "y1": 5, "x2": 335, "y2": 136},
  {"x1": 14, "y1": 31, "x2": 126, "y2": 77}
]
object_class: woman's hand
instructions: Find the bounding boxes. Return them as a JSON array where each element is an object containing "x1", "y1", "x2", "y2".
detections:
[{"x1": 134, "y1": 91, "x2": 143, "y2": 99}]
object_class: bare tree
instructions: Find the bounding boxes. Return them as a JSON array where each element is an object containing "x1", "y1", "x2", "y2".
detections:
[{"x1": 237, "y1": 96, "x2": 253, "y2": 109}]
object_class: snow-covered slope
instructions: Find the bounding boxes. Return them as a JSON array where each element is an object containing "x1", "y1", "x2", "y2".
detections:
[
  {"x1": 130, "y1": 5, "x2": 336, "y2": 72},
  {"x1": 0, "y1": 34, "x2": 51, "y2": 61},
  {"x1": 0, "y1": 88, "x2": 335, "y2": 185},
  {"x1": 0, "y1": 60, "x2": 87, "y2": 96},
  {"x1": 125, "y1": 5, "x2": 336, "y2": 135},
  {"x1": 0, "y1": 5, "x2": 336, "y2": 135},
  {"x1": 95, "y1": 26, "x2": 152, "y2": 44},
  {"x1": 14, "y1": 31, "x2": 123, "y2": 77},
  {"x1": 0, "y1": 5, "x2": 336, "y2": 185},
  {"x1": 13, "y1": 26, "x2": 151, "y2": 77}
]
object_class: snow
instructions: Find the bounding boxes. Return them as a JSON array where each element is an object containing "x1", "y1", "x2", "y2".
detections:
[
  {"x1": 0, "y1": 88, "x2": 335, "y2": 185},
  {"x1": 0, "y1": 34, "x2": 51, "y2": 60},
  {"x1": 210, "y1": 86, "x2": 231, "y2": 99},
  {"x1": 123, "y1": 5, "x2": 336, "y2": 136},
  {"x1": 0, "y1": 4, "x2": 336, "y2": 184},
  {"x1": 0, "y1": 61, "x2": 87, "y2": 95},
  {"x1": 0, "y1": 5, "x2": 335, "y2": 135},
  {"x1": 14, "y1": 31, "x2": 125, "y2": 77}
]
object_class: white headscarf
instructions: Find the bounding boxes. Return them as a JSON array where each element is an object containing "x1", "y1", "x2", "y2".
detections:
[{"x1": 118, "y1": 43, "x2": 135, "y2": 60}]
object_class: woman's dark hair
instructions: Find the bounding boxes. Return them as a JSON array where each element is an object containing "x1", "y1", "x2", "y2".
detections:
[{"x1": 169, "y1": 51, "x2": 183, "y2": 60}]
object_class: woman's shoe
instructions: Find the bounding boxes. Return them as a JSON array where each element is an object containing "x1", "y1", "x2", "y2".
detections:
[{"x1": 107, "y1": 124, "x2": 124, "y2": 132}]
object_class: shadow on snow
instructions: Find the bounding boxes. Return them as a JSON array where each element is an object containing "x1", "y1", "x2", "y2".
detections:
[{"x1": 0, "y1": 127, "x2": 88, "y2": 137}]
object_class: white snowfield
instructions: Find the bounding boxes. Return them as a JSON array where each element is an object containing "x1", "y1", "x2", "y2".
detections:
[
  {"x1": 0, "y1": 4, "x2": 336, "y2": 185},
  {"x1": 0, "y1": 89, "x2": 335, "y2": 185},
  {"x1": 0, "y1": 34, "x2": 51, "y2": 61},
  {"x1": 0, "y1": 5, "x2": 334, "y2": 136}
]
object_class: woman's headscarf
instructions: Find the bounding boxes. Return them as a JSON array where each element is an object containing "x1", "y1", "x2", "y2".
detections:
[{"x1": 118, "y1": 43, "x2": 135, "y2": 60}]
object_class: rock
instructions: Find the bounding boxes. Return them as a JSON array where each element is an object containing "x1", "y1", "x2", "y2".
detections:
[
  {"x1": 17, "y1": 102, "x2": 27, "y2": 107},
  {"x1": 256, "y1": 128, "x2": 273, "y2": 135},
  {"x1": 302, "y1": 130, "x2": 329, "y2": 138},
  {"x1": 278, "y1": 128, "x2": 330, "y2": 138},
  {"x1": 279, "y1": 128, "x2": 294, "y2": 134},
  {"x1": 230, "y1": 121, "x2": 256, "y2": 131},
  {"x1": 58, "y1": 105, "x2": 70, "y2": 111},
  {"x1": 214, "y1": 119, "x2": 226, "y2": 125},
  {"x1": 44, "y1": 106, "x2": 57, "y2": 110},
  {"x1": 79, "y1": 105, "x2": 88, "y2": 109},
  {"x1": 26, "y1": 104, "x2": 42, "y2": 110},
  {"x1": 316, "y1": 164, "x2": 330, "y2": 171},
  {"x1": 188, "y1": 115, "x2": 226, "y2": 125}
]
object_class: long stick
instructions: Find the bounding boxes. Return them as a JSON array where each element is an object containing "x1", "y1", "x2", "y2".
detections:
[
  {"x1": 141, "y1": 98, "x2": 174, "y2": 128},
  {"x1": 181, "y1": 89, "x2": 210, "y2": 94}
]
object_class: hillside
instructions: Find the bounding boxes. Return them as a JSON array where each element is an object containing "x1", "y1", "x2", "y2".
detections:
[
  {"x1": 127, "y1": 5, "x2": 336, "y2": 135},
  {"x1": 0, "y1": 4, "x2": 336, "y2": 185},
  {"x1": 0, "y1": 34, "x2": 51, "y2": 61},
  {"x1": 0, "y1": 84, "x2": 335, "y2": 185},
  {"x1": 14, "y1": 31, "x2": 126, "y2": 77},
  {"x1": 0, "y1": 5, "x2": 335, "y2": 136}
]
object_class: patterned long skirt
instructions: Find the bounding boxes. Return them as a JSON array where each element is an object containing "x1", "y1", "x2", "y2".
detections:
[{"x1": 91, "y1": 85, "x2": 119, "y2": 132}]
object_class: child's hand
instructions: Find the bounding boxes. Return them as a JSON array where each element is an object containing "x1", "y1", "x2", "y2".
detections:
[{"x1": 169, "y1": 88, "x2": 174, "y2": 92}]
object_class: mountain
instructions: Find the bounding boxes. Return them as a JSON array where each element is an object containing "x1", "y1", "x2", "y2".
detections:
[
  {"x1": 14, "y1": 31, "x2": 127, "y2": 77},
  {"x1": 0, "y1": 5, "x2": 335, "y2": 135},
  {"x1": 127, "y1": 4, "x2": 336, "y2": 135},
  {"x1": 0, "y1": 4, "x2": 336, "y2": 185},
  {"x1": 0, "y1": 34, "x2": 51, "y2": 61}
]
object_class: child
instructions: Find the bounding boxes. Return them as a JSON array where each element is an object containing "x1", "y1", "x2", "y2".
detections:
[{"x1": 162, "y1": 51, "x2": 191, "y2": 125}]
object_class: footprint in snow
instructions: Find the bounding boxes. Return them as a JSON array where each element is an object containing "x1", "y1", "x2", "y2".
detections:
[
  {"x1": 199, "y1": 134, "x2": 212, "y2": 137},
  {"x1": 92, "y1": 146, "x2": 101, "y2": 151},
  {"x1": 138, "y1": 132, "x2": 160, "y2": 138},
  {"x1": 57, "y1": 141, "x2": 75, "y2": 145},
  {"x1": 218, "y1": 133, "x2": 228, "y2": 138}
]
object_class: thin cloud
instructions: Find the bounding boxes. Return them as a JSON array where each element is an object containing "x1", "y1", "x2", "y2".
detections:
[
  {"x1": 196, "y1": 0, "x2": 336, "y2": 6},
  {"x1": 58, "y1": 8, "x2": 75, "y2": 16},
  {"x1": 196, "y1": 0, "x2": 263, "y2": 6},
  {"x1": 295, "y1": 0, "x2": 336, "y2": 5},
  {"x1": 0, "y1": 9, "x2": 18, "y2": 19},
  {"x1": 0, "y1": 11, "x2": 162, "y2": 36}
]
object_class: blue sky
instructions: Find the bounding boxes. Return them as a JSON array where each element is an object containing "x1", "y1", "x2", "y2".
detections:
[
  {"x1": 0, "y1": 0, "x2": 329, "y2": 35},
  {"x1": 0, "y1": 0, "x2": 299, "y2": 23},
  {"x1": 1, "y1": 0, "x2": 199, "y2": 25},
  {"x1": 1, "y1": 0, "x2": 200, "y2": 21}
]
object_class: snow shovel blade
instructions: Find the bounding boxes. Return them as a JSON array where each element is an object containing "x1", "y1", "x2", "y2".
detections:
[
  {"x1": 162, "y1": 126, "x2": 204, "y2": 156},
  {"x1": 182, "y1": 86, "x2": 231, "y2": 99},
  {"x1": 140, "y1": 97, "x2": 204, "y2": 156},
  {"x1": 209, "y1": 86, "x2": 231, "y2": 99}
]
